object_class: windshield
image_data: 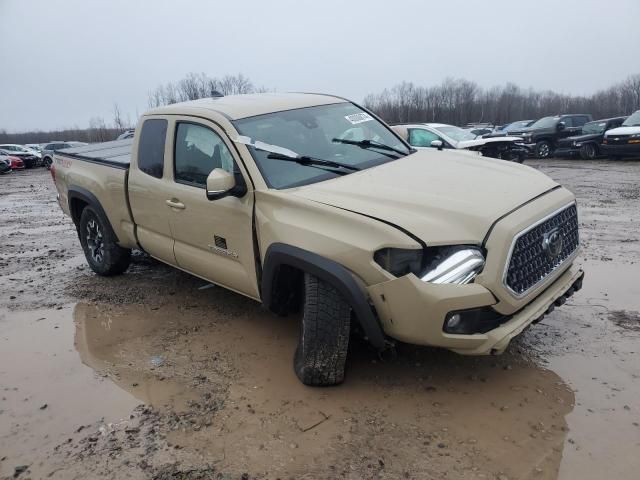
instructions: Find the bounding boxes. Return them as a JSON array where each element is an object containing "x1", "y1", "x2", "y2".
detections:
[
  {"x1": 530, "y1": 117, "x2": 559, "y2": 129},
  {"x1": 505, "y1": 120, "x2": 533, "y2": 132},
  {"x1": 622, "y1": 111, "x2": 640, "y2": 127},
  {"x1": 233, "y1": 103, "x2": 410, "y2": 189},
  {"x1": 582, "y1": 121, "x2": 607, "y2": 134},
  {"x1": 433, "y1": 126, "x2": 477, "y2": 143}
]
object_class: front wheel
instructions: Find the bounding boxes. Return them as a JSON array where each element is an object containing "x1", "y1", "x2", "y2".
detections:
[
  {"x1": 294, "y1": 273, "x2": 351, "y2": 386},
  {"x1": 43, "y1": 157, "x2": 53, "y2": 169},
  {"x1": 579, "y1": 143, "x2": 598, "y2": 160},
  {"x1": 79, "y1": 207, "x2": 131, "y2": 276},
  {"x1": 535, "y1": 140, "x2": 552, "y2": 159}
]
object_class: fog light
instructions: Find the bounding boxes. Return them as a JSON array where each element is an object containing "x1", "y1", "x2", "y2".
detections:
[
  {"x1": 446, "y1": 313, "x2": 462, "y2": 330},
  {"x1": 443, "y1": 308, "x2": 510, "y2": 334}
]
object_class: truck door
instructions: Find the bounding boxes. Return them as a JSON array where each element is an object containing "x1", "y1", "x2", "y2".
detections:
[
  {"x1": 127, "y1": 118, "x2": 177, "y2": 265},
  {"x1": 167, "y1": 119, "x2": 259, "y2": 300}
]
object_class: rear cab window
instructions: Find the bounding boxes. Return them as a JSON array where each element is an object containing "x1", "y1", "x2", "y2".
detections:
[{"x1": 137, "y1": 118, "x2": 167, "y2": 178}]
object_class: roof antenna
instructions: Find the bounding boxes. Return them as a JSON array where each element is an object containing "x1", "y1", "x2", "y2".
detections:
[{"x1": 210, "y1": 90, "x2": 224, "y2": 98}]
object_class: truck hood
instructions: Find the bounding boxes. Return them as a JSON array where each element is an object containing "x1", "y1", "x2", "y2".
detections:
[
  {"x1": 456, "y1": 136, "x2": 523, "y2": 149},
  {"x1": 291, "y1": 150, "x2": 558, "y2": 245},
  {"x1": 605, "y1": 126, "x2": 640, "y2": 136}
]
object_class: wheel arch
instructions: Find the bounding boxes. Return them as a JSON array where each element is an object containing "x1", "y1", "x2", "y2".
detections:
[
  {"x1": 261, "y1": 243, "x2": 387, "y2": 350},
  {"x1": 68, "y1": 186, "x2": 119, "y2": 242}
]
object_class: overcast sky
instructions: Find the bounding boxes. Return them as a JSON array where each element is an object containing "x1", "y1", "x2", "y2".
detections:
[{"x1": 1, "y1": 0, "x2": 639, "y2": 132}]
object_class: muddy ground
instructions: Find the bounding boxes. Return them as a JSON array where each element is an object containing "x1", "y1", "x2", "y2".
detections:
[{"x1": 1, "y1": 160, "x2": 639, "y2": 480}]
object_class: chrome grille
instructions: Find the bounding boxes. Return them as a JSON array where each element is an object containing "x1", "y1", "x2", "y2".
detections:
[{"x1": 505, "y1": 204, "x2": 579, "y2": 296}]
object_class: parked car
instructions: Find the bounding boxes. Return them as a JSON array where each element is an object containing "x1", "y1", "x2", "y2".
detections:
[
  {"x1": 507, "y1": 114, "x2": 593, "y2": 159},
  {"x1": 0, "y1": 150, "x2": 25, "y2": 170},
  {"x1": 602, "y1": 110, "x2": 640, "y2": 159},
  {"x1": 554, "y1": 117, "x2": 627, "y2": 159},
  {"x1": 0, "y1": 144, "x2": 41, "y2": 168},
  {"x1": 41, "y1": 141, "x2": 76, "y2": 168},
  {"x1": 51, "y1": 93, "x2": 583, "y2": 386},
  {"x1": 392, "y1": 123, "x2": 528, "y2": 162}
]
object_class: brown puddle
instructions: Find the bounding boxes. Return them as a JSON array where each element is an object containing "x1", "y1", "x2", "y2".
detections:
[{"x1": 2, "y1": 302, "x2": 577, "y2": 479}]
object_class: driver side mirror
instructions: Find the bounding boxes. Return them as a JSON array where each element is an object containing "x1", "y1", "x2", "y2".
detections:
[
  {"x1": 557, "y1": 122, "x2": 566, "y2": 131},
  {"x1": 430, "y1": 140, "x2": 444, "y2": 151},
  {"x1": 206, "y1": 168, "x2": 236, "y2": 201}
]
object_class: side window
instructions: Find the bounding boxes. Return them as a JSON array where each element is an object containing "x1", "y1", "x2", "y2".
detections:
[
  {"x1": 137, "y1": 119, "x2": 167, "y2": 178},
  {"x1": 573, "y1": 116, "x2": 588, "y2": 127},
  {"x1": 408, "y1": 128, "x2": 440, "y2": 147},
  {"x1": 561, "y1": 117, "x2": 574, "y2": 128},
  {"x1": 174, "y1": 122, "x2": 235, "y2": 187}
]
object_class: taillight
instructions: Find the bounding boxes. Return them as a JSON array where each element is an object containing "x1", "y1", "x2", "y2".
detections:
[{"x1": 50, "y1": 164, "x2": 56, "y2": 182}]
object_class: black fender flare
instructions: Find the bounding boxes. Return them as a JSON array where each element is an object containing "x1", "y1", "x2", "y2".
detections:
[
  {"x1": 261, "y1": 243, "x2": 387, "y2": 350},
  {"x1": 67, "y1": 186, "x2": 119, "y2": 243}
]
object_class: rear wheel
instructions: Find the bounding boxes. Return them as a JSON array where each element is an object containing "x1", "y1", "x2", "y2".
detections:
[
  {"x1": 294, "y1": 273, "x2": 351, "y2": 386},
  {"x1": 43, "y1": 157, "x2": 53, "y2": 169},
  {"x1": 579, "y1": 143, "x2": 598, "y2": 160},
  {"x1": 535, "y1": 140, "x2": 552, "y2": 159},
  {"x1": 78, "y1": 207, "x2": 131, "y2": 276}
]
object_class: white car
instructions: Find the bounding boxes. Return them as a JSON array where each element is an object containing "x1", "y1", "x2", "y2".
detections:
[
  {"x1": 602, "y1": 110, "x2": 640, "y2": 159},
  {"x1": 392, "y1": 123, "x2": 528, "y2": 162}
]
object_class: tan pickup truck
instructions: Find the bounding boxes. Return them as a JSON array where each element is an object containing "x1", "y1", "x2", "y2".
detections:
[{"x1": 52, "y1": 93, "x2": 584, "y2": 386}]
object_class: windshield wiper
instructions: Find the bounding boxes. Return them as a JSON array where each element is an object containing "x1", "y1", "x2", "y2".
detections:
[
  {"x1": 332, "y1": 138, "x2": 409, "y2": 157},
  {"x1": 266, "y1": 152, "x2": 361, "y2": 173}
]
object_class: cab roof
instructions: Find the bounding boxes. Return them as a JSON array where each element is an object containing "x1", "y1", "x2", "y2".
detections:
[{"x1": 145, "y1": 92, "x2": 348, "y2": 121}]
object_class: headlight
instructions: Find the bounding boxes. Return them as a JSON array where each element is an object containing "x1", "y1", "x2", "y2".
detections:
[
  {"x1": 421, "y1": 247, "x2": 485, "y2": 284},
  {"x1": 374, "y1": 246, "x2": 485, "y2": 284},
  {"x1": 374, "y1": 248, "x2": 423, "y2": 277},
  {"x1": 574, "y1": 142, "x2": 582, "y2": 147}
]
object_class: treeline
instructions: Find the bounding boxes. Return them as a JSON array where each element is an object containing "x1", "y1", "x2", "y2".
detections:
[
  {"x1": 363, "y1": 74, "x2": 640, "y2": 126},
  {"x1": 3, "y1": 72, "x2": 640, "y2": 144},
  {"x1": 0, "y1": 73, "x2": 261, "y2": 145},
  {"x1": 147, "y1": 72, "x2": 263, "y2": 107}
]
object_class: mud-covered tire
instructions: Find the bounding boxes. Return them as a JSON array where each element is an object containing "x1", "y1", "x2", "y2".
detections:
[
  {"x1": 294, "y1": 273, "x2": 351, "y2": 386},
  {"x1": 535, "y1": 140, "x2": 552, "y2": 159},
  {"x1": 78, "y1": 206, "x2": 131, "y2": 276},
  {"x1": 579, "y1": 143, "x2": 598, "y2": 160}
]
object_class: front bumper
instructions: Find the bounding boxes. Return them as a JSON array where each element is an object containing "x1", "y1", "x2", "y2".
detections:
[
  {"x1": 602, "y1": 143, "x2": 640, "y2": 157},
  {"x1": 368, "y1": 263, "x2": 583, "y2": 355}
]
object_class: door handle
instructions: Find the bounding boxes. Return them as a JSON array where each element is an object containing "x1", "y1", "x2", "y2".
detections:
[{"x1": 166, "y1": 199, "x2": 186, "y2": 210}]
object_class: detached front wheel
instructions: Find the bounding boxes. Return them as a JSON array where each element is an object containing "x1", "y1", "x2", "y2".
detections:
[
  {"x1": 79, "y1": 207, "x2": 131, "y2": 276},
  {"x1": 294, "y1": 273, "x2": 351, "y2": 386}
]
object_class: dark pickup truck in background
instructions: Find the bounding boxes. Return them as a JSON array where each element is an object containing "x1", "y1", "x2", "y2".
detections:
[
  {"x1": 508, "y1": 114, "x2": 593, "y2": 159},
  {"x1": 554, "y1": 117, "x2": 626, "y2": 159}
]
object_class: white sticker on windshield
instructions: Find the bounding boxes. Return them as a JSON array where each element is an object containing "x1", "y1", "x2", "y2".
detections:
[{"x1": 344, "y1": 112, "x2": 374, "y2": 125}]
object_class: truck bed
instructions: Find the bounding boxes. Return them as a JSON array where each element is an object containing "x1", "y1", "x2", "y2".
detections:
[{"x1": 60, "y1": 139, "x2": 132, "y2": 169}]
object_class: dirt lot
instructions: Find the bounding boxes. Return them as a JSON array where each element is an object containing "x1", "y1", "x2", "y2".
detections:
[{"x1": 1, "y1": 160, "x2": 639, "y2": 480}]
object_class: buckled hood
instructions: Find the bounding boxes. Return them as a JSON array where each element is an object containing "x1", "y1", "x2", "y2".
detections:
[{"x1": 291, "y1": 150, "x2": 558, "y2": 245}]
